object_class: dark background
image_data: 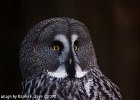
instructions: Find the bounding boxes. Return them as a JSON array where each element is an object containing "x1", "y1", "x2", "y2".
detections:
[{"x1": 0, "y1": 0, "x2": 140, "y2": 100}]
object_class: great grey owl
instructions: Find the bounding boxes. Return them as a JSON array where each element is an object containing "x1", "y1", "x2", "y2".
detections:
[{"x1": 19, "y1": 17, "x2": 122, "y2": 100}]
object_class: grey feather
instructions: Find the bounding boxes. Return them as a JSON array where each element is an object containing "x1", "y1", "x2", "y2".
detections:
[{"x1": 20, "y1": 17, "x2": 122, "y2": 100}]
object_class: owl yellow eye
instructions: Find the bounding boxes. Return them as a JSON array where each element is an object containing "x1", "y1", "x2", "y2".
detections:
[
  {"x1": 51, "y1": 41, "x2": 64, "y2": 51},
  {"x1": 53, "y1": 45, "x2": 60, "y2": 51},
  {"x1": 74, "y1": 45, "x2": 78, "y2": 51}
]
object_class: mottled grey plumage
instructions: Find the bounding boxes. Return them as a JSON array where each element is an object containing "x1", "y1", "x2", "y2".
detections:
[{"x1": 20, "y1": 17, "x2": 122, "y2": 100}]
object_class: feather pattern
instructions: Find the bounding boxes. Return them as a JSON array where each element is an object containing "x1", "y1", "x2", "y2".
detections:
[
  {"x1": 20, "y1": 17, "x2": 122, "y2": 100},
  {"x1": 22, "y1": 68, "x2": 121, "y2": 100}
]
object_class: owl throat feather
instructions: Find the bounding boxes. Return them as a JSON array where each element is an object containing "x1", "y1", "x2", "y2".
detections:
[{"x1": 23, "y1": 67, "x2": 121, "y2": 99}]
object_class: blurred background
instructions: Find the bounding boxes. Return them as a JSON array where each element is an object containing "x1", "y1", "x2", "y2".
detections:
[{"x1": 0, "y1": 0, "x2": 139, "y2": 100}]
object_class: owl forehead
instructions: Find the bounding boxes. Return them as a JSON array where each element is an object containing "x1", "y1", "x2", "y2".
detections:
[
  {"x1": 40, "y1": 19, "x2": 89, "y2": 38},
  {"x1": 54, "y1": 33, "x2": 78, "y2": 45}
]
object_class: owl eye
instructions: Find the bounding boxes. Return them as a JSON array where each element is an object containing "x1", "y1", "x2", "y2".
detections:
[
  {"x1": 53, "y1": 45, "x2": 60, "y2": 51},
  {"x1": 74, "y1": 45, "x2": 78, "y2": 51},
  {"x1": 51, "y1": 41, "x2": 63, "y2": 51},
  {"x1": 74, "y1": 40, "x2": 79, "y2": 51}
]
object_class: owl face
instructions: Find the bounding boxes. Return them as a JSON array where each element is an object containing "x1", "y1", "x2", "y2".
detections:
[
  {"x1": 20, "y1": 18, "x2": 122, "y2": 100},
  {"x1": 20, "y1": 17, "x2": 97, "y2": 79}
]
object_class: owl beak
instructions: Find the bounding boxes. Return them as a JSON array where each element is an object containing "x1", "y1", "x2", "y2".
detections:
[
  {"x1": 69, "y1": 58, "x2": 72, "y2": 65},
  {"x1": 65, "y1": 55, "x2": 76, "y2": 79}
]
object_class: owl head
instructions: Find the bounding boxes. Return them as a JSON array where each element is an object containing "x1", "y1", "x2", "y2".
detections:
[{"x1": 20, "y1": 17, "x2": 98, "y2": 80}]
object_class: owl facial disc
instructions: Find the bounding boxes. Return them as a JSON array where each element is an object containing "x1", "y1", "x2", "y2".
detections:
[
  {"x1": 47, "y1": 34, "x2": 88, "y2": 79},
  {"x1": 20, "y1": 18, "x2": 122, "y2": 99}
]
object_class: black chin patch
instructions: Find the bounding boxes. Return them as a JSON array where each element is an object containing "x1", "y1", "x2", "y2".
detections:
[{"x1": 65, "y1": 61, "x2": 76, "y2": 80}]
